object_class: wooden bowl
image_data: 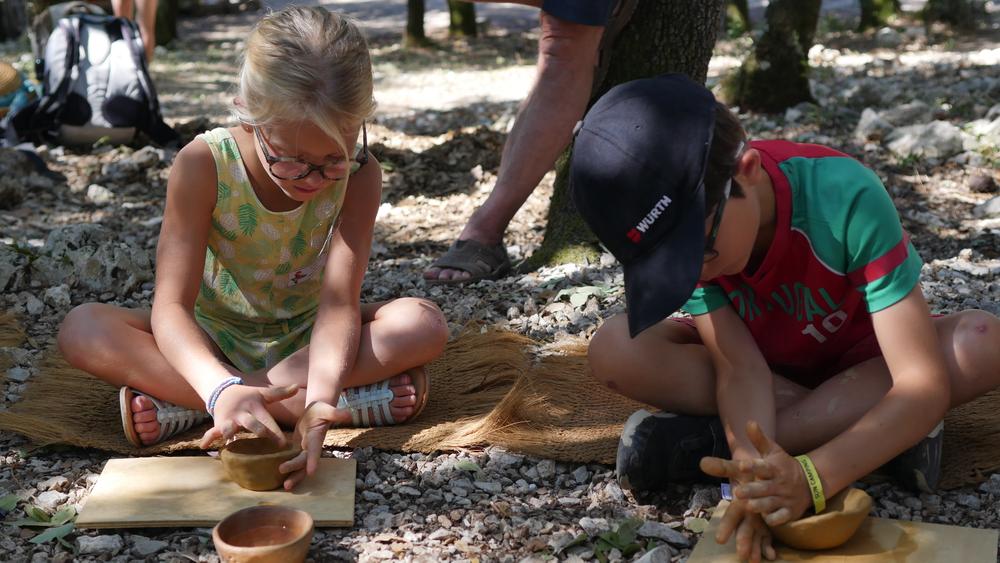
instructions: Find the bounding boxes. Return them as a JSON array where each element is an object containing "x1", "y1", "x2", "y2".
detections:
[
  {"x1": 212, "y1": 505, "x2": 313, "y2": 563},
  {"x1": 769, "y1": 487, "x2": 873, "y2": 550},
  {"x1": 220, "y1": 437, "x2": 300, "y2": 491}
]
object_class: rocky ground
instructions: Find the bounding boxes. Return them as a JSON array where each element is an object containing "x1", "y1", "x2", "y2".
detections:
[{"x1": 2, "y1": 5, "x2": 1000, "y2": 562}]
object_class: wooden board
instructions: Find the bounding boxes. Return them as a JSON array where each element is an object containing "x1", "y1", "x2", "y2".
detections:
[
  {"x1": 77, "y1": 457, "x2": 355, "y2": 528},
  {"x1": 689, "y1": 501, "x2": 998, "y2": 562}
]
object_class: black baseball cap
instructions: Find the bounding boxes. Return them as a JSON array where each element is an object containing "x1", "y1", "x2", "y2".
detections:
[{"x1": 570, "y1": 73, "x2": 716, "y2": 337}]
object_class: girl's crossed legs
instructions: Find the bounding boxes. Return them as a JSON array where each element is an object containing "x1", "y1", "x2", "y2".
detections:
[{"x1": 57, "y1": 298, "x2": 449, "y2": 445}]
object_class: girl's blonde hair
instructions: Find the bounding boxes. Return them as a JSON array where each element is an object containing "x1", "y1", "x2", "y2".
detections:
[{"x1": 236, "y1": 6, "x2": 375, "y2": 159}]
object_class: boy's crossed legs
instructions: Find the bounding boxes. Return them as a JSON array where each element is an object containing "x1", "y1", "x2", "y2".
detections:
[
  {"x1": 589, "y1": 310, "x2": 1000, "y2": 489},
  {"x1": 57, "y1": 298, "x2": 449, "y2": 445}
]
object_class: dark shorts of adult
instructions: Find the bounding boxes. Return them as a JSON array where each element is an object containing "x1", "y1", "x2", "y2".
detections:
[{"x1": 541, "y1": 0, "x2": 617, "y2": 25}]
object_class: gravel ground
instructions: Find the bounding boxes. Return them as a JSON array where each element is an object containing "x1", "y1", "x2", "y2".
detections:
[{"x1": 2, "y1": 6, "x2": 1000, "y2": 563}]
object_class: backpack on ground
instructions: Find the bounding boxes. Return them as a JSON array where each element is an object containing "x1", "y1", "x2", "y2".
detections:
[
  {"x1": 28, "y1": 0, "x2": 107, "y2": 80},
  {"x1": 7, "y1": 8, "x2": 178, "y2": 147}
]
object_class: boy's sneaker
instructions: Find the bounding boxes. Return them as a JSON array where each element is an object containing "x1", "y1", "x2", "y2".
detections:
[
  {"x1": 889, "y1": 420, "x2": 944, "y2": 493},
  {"x1": 616, "y1": 409, "x2": 730, "y2": 492}
]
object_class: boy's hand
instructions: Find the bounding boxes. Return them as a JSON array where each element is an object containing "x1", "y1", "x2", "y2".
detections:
[
  {"x1": 278, "y1": 400, "x2": 338, "y2": 490},
  {"x1": 716, "y1": 498, "x2": 777, "y2": 562},
  {"x1": 700, "y1": 421, "x2": 812, "y2": 527},
  {"x1": 199, "y1": 383, "x2": 299, "y2": 449}
]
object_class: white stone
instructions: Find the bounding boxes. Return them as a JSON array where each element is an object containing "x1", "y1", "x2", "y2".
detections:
[
  {"x1": 37, "y1": 476, "x2": 69, "y2": 492},
  {"x1": 6, "y1": 367, "x2": 30, "y2": 383},
  {"x1": 130, "y1": 536, "x2": 168, "y2": 557},
  {"x1": 956, "y1": 494, "x2": 981, "y2": 510},
  {"x1": 578, "y1": 517, "x2": 611, "y2": 536},
  {"x1": 86, "y1": 184, "x2": 115, "y2": 205},
  {"x1": 973, "y1": 196, "x2": 1000, "y2": 219},
  {"x1": 77, "y1": 534, "x2": 124, "y2": 555},
  {"x1": 22, "y1": 292, "x2": 44, "y2": 315},
  {"x1": 34, "y1": 490, "x2": 68, "y2": 511},
  {"x1": 637, "y1": 521, "x2": 691, "y2": 547},
  {"x1": 886, "y1": 121, "x2": 965, "y2": 159},
  {"x1": 43, "y1": 285, "x2": 72, "y2": 308},
  {"x1": 882, "y1": 100, "x2": 932, "y2": 126},
  {"x1": 634, "y1": 545, "x2": 676, "y2": 563},
  {"x1": 855, "y1": 108, "x2": 893, "y2": 141},
  {"x1": 473, "y1": 480, "x2": 501, "y2": 494},
  {"x1": 876, "y1": 27, "x2": 904, "y2": 48}
]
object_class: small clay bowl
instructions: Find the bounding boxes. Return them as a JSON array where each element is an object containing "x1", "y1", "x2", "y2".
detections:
[
  {"x1": 769, "y1": 487, "x2": 873, "y2": 550},
  {"x1": 220, "y1": 437, "x2": 300, "y2": 491},
  {"x1": 213, "y1": 505, "x2": 313, "y2": 563}
]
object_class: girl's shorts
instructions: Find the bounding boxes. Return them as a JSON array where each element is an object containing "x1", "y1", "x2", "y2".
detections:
[{"x1": 195, "y1": 308, "x2": 315, "y2": 373}]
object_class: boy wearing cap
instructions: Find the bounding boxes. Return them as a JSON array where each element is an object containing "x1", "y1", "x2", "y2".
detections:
[{"x1": 572, "y1": 73, "x2": 1000, "y2": 561}]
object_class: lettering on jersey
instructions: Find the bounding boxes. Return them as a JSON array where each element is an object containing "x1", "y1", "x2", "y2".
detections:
[{"x1": 726, "y1": 282, "x2": 850, "y2": 343}]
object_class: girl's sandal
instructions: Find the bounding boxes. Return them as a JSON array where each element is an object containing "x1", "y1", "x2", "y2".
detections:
[
  {"x1": 337, "y1": 367, "x2": 430, "y2": 427},
  {"x1": 119, "y1": 386, "x2": 210, "y2": 448}
]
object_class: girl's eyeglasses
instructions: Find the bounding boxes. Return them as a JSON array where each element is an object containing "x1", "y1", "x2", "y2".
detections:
[{"x1": 254, "y1": 123, "x2": 369, "y2": 181}]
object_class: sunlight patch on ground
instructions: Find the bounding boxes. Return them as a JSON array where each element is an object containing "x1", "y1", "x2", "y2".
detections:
[{"x1": 374, "y1": 65, "x2": 535, "y2": 115}]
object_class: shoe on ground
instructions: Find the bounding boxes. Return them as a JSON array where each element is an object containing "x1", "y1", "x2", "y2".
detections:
[
  {"x1": 889, "y1": 420, "x2": 943, "y2": 493},
  {"x1": 616, "y1": 409, "x2": 730, "y2": 492}
]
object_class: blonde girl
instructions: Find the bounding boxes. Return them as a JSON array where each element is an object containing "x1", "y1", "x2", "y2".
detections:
[{"x1": 58, "y1": 6, "x2": 448, "y2": 489}]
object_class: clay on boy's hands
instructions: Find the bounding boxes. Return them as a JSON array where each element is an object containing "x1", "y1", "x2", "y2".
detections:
[
  {"x1": 717, "y1": 499, "x2": 777, "y2": 562},
  {"x1": 701, "y1": 421, "x2": 812, "y2": 527}
]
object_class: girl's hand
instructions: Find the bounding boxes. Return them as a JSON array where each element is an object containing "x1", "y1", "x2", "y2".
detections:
[
  {"x1": 716, "y1": 498, "x2": 777, "y2": 562},
  {"x1": 700, "y1": 421, "x2": 812, "y2": 527},
  {"x1": 199, "y1": 383, "x2": 299, "y2": 449},
  {"x1": 278, "y1": 400, "x2": 338, "y2": 490}
]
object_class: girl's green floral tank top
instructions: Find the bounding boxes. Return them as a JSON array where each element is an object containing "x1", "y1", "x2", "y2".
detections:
[{"x1": 194, "y1": 127, "x2": 350, "y2": 325}]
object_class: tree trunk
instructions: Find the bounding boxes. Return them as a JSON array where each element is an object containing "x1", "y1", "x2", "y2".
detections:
[
  {"x1": 0, "y1": 0, "x2": 27, "y2": 41},
  {"x1": 858, "y1": 0, "x2": 896, "y2": 31},
  {"x1": 721, "y1": 0, "x2": 820, "y2": 113},
  {"x1": 923, "y1": 0, "x2": 985, "y2": 30},
  {"x1": 155, "y1": 0, "x2": 178, "y2": 46},
  {"x1": 448, "y1": 0, "x2": 476, "y2": 38},
  {"x1": 405, "y1": 0, "x2": 432, "y2": 48},
  {"x1": 528, "y1": 0, "x2": 724, "y2": 270}
]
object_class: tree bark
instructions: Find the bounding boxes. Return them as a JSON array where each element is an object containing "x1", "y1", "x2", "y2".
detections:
[
  {"x1": 858, "y1": 0, "x2": 896, "y2": 31},
  {"x1": 923, "y1": 0, "x2": 985, "y2": 30},
  {"x1": 156, "y1": 0, "x2": 178, "y2": 46},
  {"x1": 528, "y1": 0, "x2": 724, "y2": 269},
  {"x1": 0, "y1": 0, "x2": 27, "y2": 41},
  {"x1": 448, "y1": 0, "x2": 476, "y2": 38},
  {"x1": 721, "y1": 0, "x2": 820, "y2": 113},
  {"x1": 405, "y1": 0, "x2": 432, "y2": 47}
]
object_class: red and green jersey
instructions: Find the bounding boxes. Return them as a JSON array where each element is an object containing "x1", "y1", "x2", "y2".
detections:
[{"x1": 681, "y1": 140, "x2": 922, "y2": 388}]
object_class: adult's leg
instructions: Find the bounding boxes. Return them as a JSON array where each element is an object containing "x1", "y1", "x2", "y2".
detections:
[
  {"x1": 424, "y1": 9, "x2": 603, "y2": 281},
  {"x1": 135, "y1": 0, "x2": 158, "y2": 62},
  {"x1": 111, "y1": 0, "x2": 133, "y2": 19}
]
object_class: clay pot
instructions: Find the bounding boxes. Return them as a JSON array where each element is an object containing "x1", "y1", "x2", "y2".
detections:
[
  {"x1": 769, "y1": 487, "x2": 873, "y2": 550},
  {"x1": 212, "y1": 505, "x2": 313, "y2": 563},
  {"x1": 220, "y1": 438, "x2": 300, "y2": 491}
]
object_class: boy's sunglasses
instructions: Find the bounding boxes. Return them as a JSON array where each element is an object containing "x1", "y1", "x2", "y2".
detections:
[
  {"x1": 253, "y1": 122, "x2": 369, "y2": 181},
  {"x1": 704, "y1": 140, "x2": 746, "y2": 262}
]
